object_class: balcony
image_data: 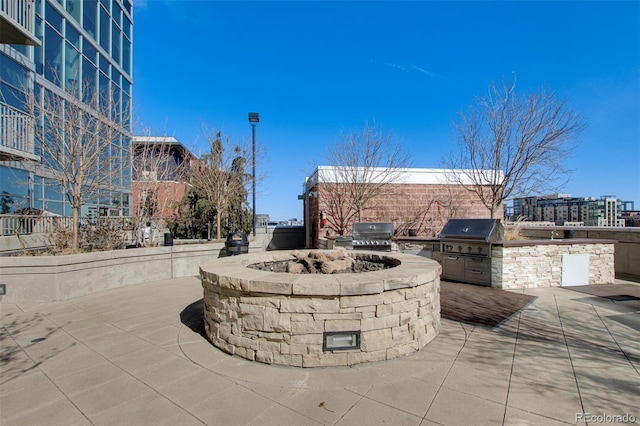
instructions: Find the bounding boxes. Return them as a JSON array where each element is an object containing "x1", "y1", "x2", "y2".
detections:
[
  {"x1": 0, "y1": 101, "x2": 39, "y2": 161},
  {"x1": 0, "y1": 0, "x2": 40, "y2": 46}
]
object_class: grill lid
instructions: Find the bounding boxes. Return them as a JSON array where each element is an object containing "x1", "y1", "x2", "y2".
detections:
[
  {"x1": 439, "y1": 219, "x2": 503, "y2": 242},
  {"x1": 353, "y1": 222, "x2": 393, "y2": 241}
]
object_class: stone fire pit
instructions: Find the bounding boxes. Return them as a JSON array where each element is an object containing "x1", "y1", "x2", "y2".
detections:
[{"x1": 200, "y1": 249, "x2": 441, "y2": 367}]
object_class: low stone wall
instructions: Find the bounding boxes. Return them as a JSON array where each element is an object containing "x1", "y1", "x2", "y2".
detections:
[
  {"x1": 200, "y1": 251, "x2": 441, "y2": 367},
  {"x1": 492, "y1": 240, "x2": 615, "y2": 290}
]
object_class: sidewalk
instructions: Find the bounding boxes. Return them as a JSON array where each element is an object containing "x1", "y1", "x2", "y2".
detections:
[{"x1": 1, "y1": 276, "x2": 638, "y2": 425}]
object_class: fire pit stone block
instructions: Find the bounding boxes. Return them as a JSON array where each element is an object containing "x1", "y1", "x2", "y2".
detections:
[{"x1": 200, "y1": 250, "x2": 441, "y2": 367}]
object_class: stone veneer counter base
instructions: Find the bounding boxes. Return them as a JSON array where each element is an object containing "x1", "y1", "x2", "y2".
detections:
[
  {"x1": 491, "y1": 239, "x2": 616, "y2": 289},
  {"x1": 200, "y1": 250, "x2": 441, "y2": 367}
]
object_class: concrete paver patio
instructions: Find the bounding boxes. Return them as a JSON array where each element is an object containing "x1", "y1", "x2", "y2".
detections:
[{"x1": 1, "y1": 276, "x2": 638, "y2": 425}]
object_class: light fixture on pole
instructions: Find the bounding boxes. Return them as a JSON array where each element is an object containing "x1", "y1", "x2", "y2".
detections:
[{"x1": 248, "y1": 112, "x2": 259, "y2": 237}]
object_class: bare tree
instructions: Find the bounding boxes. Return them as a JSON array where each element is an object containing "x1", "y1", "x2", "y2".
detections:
[
  {"x1": 28, "y1": 82, "x2": 130, "y2": 249},
  {"x1": 131, "y1": 131, "x2": 191, "y2": 246},
  {"x1": 187, "y1": 126, "x2": 250, "y2": 240},
  {"x1": 320, "y1": 122, "x2": 412, "y2": 233},
  {"x1": 442, "y1": 78, "x2": 585, "y2": 217}
]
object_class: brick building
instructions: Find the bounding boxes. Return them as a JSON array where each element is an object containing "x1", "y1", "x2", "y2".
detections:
[
  {"x1": 303, "y1": 166, "x2": 500, "y2": 248},
  {"x1": 132, "y1": 137, "x2": 194, "y2": 221}
]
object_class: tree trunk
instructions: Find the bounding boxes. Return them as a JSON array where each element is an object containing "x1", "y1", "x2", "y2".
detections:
[
  {"x1": 72, "y1": 206, "x2": 80, "y2": 250},
  {"x1": 216, "y1": 214, "x2": 221, "y2": 240}
]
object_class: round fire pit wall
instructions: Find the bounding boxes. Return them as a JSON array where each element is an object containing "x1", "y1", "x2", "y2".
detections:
[{"x1": 200, "y1": 250, "x2": 441, "y2": 367}]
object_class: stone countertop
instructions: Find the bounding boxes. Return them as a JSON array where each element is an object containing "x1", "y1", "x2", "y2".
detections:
[{"x1": 493, "y1": 238, "x2": 618, "y2": 247}]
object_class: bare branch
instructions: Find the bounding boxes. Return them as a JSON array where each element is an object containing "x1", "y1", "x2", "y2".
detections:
[
  {"x1": 320, "y1": 121, "x2": 412, "y2": 233},
  {"x1": 187, "y1": 125, "x2": 250, "y2": 240},
  {"x1": 26, "y1": 79, "x2": 131, "y2": 249},
  {"x1": 443, "y1": 78, "x2": 585, "y2": 216}
]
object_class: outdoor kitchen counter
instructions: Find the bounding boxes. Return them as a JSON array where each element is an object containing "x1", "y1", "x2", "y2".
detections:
[
  {"x1": 491, "y1": 238, "x2": 617, "y2": 289},
  {"x1": 397, "y1": 237, "x2": 617, "y2": 289}
]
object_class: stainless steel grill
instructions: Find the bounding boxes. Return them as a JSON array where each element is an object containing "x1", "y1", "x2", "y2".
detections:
[
  {"x1": 439, "y1": 219, "x2": 503, "y2": 286},
  {"x1": 352, "y1": 222, "x2": 393, "y2": 252}
]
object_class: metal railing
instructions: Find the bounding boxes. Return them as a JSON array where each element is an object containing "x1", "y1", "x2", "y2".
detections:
[
  {"x1": 0, "y1": 214, "x2": 136, "y2": 236},
  {"x1": 0, "y1": 102, "x2": 35, "y2": 157},
  {"x1": 0, "y1": 0, "x2": 36, "y2": 38}
]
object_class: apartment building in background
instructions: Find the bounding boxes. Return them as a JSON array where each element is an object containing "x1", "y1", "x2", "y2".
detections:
[
  {"x1": 132, "y1": 136, "x2": 194, "y2": 220},
  {"x1": 1, "y1": 0, "x2": 133, "y2": 218},
  {"x1": 511, "y1": 194, "x2": 632, "y2": 227}
]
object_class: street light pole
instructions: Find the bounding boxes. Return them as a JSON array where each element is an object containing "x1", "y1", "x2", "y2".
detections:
[{"x1": 248, "y1": 112, "x2": 259, "y2": 237}]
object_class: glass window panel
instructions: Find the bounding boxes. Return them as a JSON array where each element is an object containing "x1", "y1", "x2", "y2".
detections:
[
  {"x1": 111, "y1": 20, "x2": 121, "y2": 64},
  {"x1": 122, "y1": 16, "x2": 131, "y2": 39},
  {"x1": 66, "y1": 0, "x2": 81, "y2": 23},
  {"x1": 121, "y1": 78, "x2": 130, "y2": 95},
  {"x1": 43, "y1": 179, "x2": 63, "y2": 201},
  {"x1": 0, "y1": 54, "x2": 29, "y2": 90},
  {"x1": 34, "y1": 17, "x2": 43, "y2": 73},
  {"x1": 122, "y1": 92, "x2": 130, "y2": 126},
  {"x1": 99, "y1": 6, "x2": 110, "y2": 53},
  {"x1": 9, "y1": 44, "x2": 30, "y2": 57},
  {"x1": 83, "y1": 0, "x2": 97, "y2": 39},
  {"x1": 44, "y1": 201, "x2": 63, "y2": 215},
  {"x1": 0, "y1": 167, "x2": 29, "y2": 197},
  {"x1": 113, "y1": 1, "x2": 122, "y2": 27},
  {"x1": 66, "y1": 23, "x2": 80, "y2": 49},
  {"x1": 112, "y1": 84, "x2": 121, "y2": 121},
  {"x1": 99, "y1": 53, "x2": 109, "y2": 76},
  {"x1": 82, "y1": 57, "x2": 96, "y2": 102},
  {"x1": 6, "y1": 83, "x2": 28, "y2": 110},
  {"x1": 44, "y1": 25, "x2": 63, "y2": 85},
  {"x1": 83, "y1": 40, "x2": 97, "y2": 64},
  {"x1": 99, "y1": 71, "x2": 109, "y2": 114},
  {"x1": 65, "y1": 42, "x2": 80, "y2": 95},
  {"x1": 45, "y1": 1, "x2": 63, "y2": 34},
  {"x1": 122, "y1": 37, "x2": 130, "y2": 74},
  {"x1": 0, "y1": 194, "x2": 28, "y2": 213},
  {"x1": 111, "y1": 68, "x2": 120, "y2": 87},
  {"x1": 0, "y1": 83, "x2": 27, "y2": 111},
  {"x1": 123, "y1": 0, "x2": 131, "y2": 15}
]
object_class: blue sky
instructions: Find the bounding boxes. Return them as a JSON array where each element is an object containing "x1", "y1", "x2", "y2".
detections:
[{"x1": 133, "y1": 1, "x2": 640, "y2": 221}]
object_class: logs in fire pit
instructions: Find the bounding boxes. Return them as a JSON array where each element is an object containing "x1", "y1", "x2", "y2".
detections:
[{"x1": 247, "y1": 248, "x2": 395, "y2": 274}]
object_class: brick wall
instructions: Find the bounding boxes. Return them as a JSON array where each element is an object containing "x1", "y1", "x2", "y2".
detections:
[
  {"x1": 132, "y1": 180, "x2": 188, "y2": 219},
  {"x1": 309, "y1": 182, "x2": 494, "y2": 247}
]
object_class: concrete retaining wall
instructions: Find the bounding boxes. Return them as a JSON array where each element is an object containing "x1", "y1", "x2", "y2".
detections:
[
  {"x1": 0, "y1": 231, "x2": 275, "y2": 303},
  {"x1": 0, "y1": 243, "x2": 229, "y2": 303}
]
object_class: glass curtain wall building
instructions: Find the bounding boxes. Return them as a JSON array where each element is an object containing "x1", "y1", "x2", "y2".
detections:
[{"x1": 0, "y1": 0, "x2": 133, "y2": 218}]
